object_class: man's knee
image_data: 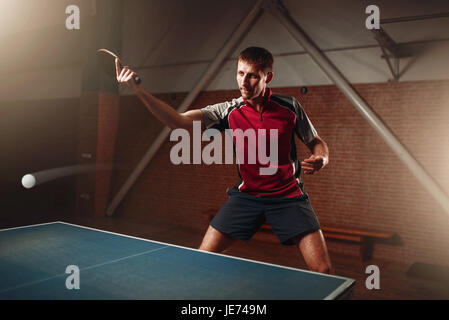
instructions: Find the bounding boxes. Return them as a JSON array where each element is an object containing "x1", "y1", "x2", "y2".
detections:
[
  {"x1": 198, "y1": 225, "x2": 235, "y2": 253},
  {"x1": 198, "y1": 236, "x2": 220, "y2": 253},
  {"x1": 198, "y1": 240, "x2": 219, "y2": 252},
  {"x1": 297, "y1": 229, "x2": 334, "y2": 274},
  {"x1": 198, "y1": 242, "x2": 210, "y2": 252},
  {"x1": 310, "y1": 263, "x2": 334, "y2": 275}
]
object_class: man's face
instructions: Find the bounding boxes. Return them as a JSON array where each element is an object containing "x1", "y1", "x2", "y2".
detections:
[{"x1": 236, "y1": 60, "x2": 272, "y2": 100}]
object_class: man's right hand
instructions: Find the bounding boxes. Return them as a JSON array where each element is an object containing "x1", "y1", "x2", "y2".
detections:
[
  {"x1": 114, "y1": 57, "x2": 202, "y2": 130},
  {"x1": 116, "y1": 58, "x2": 141, "y2": 93}
]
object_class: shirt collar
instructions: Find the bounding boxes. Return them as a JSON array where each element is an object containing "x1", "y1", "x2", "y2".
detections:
[{"x1": 243, "y1": 87, "x2": 272, "y2": 109}]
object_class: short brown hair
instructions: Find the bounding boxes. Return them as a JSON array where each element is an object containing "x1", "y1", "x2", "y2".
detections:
[{"x1": 238, "y1": 47, "x2": 273, "y2": 72}]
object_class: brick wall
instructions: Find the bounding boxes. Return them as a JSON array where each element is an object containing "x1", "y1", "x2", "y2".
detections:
[{"x1": 111, "y1": 80, "x2": 449, "y2": 266}]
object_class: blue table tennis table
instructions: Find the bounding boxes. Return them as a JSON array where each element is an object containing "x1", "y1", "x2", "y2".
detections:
[{"x1": 0, "y1": 222, "x2": 354, "y2": 300}]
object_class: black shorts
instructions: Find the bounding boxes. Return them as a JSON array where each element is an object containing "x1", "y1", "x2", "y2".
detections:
[{"x1": 210, "y1": 187, "x2": 321, "y2": 245}]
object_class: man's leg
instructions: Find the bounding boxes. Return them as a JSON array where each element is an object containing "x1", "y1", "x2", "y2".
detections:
[
  {"x1": 198, "y1": 225, "x2": 237, "y2": 253},
  {"x1": 291, "y1": 229, "x2": 334, "y2": 274}
]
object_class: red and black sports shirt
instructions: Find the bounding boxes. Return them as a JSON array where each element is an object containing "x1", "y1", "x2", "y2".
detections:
[{"x1": 201, "y1": 88, "x2": 317, "y2": 198}]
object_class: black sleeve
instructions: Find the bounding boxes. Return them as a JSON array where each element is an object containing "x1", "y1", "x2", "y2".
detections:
[{"x1": 293, "y1": 98, "x2": 318, "y2": 144}]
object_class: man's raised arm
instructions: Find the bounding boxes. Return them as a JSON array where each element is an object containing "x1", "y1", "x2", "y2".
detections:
[{"x1": 115, "y1": 58, "x2": 202, "y2": 130}]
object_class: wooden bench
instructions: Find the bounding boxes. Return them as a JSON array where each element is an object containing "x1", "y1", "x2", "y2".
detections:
[{"x1": 203, "y1": 209, "x2": 395, "y2": 261}]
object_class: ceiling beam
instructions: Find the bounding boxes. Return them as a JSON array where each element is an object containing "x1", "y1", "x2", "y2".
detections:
[{"x1": 380, "y1": 12, "x2": 449, "y2": 24}]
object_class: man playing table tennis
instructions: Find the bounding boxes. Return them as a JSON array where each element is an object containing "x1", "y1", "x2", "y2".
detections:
[{"x1": 116, "y1": 47, "x2": 333, "y2": 274}]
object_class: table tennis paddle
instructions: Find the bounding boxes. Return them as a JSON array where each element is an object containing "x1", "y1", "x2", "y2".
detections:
[{"x1": 97, "y1": 48, "x2": 141, "y2": 84}]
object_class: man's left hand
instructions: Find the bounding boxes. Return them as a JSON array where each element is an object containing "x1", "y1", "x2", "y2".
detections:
[{"x1": 301, "y1": 155, "x2": 326, "y2": 175}]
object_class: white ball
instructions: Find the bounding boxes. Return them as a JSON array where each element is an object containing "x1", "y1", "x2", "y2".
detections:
[{"x1": 22, "y1": 174, "x2": 36, "y2": 189}]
